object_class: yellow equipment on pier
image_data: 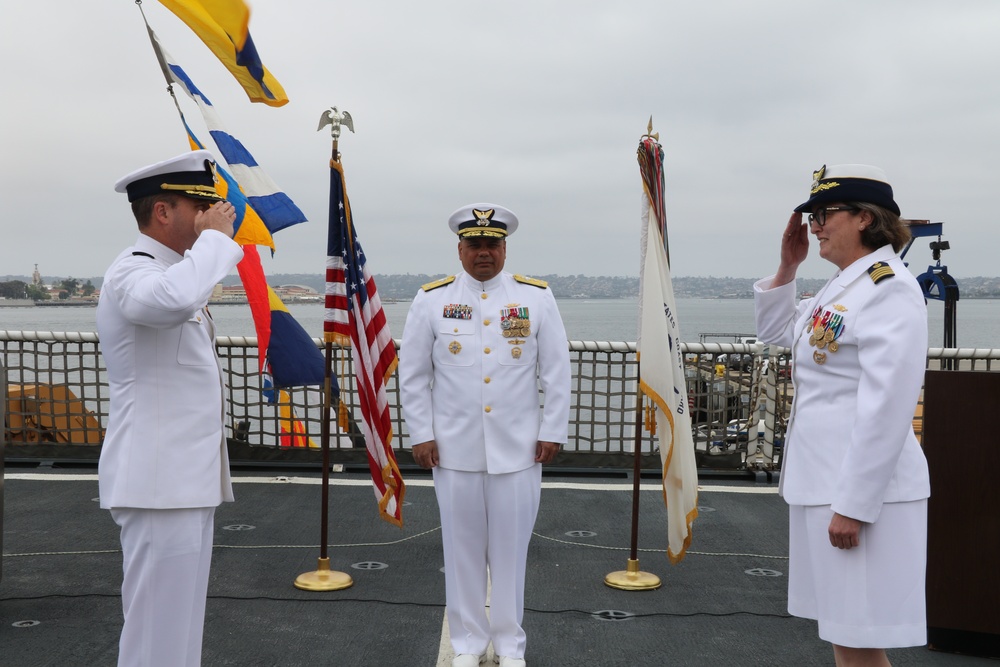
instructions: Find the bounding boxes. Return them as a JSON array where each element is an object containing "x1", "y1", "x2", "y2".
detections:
[{"x1": 5, "y1": 384, "x2": 103, "y2": 445}]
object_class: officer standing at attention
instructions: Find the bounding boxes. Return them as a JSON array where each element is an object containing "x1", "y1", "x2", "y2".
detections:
[
  {"x1": 399, "y1": 204, "x2": 571, "y2": 667},
  {"x1": 97, "y1": 150, "x2": 243, "y2": 667}
]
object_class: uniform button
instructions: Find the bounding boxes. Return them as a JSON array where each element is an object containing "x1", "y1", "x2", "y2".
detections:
[
  {"x1": 453, "y1": 327, "x2": 459, "y2": 333},
  {"x1": 484, "y1": 347, "x2": 491, "y2": 354},
  {"x1": 483, "y1": 319, "x2": 491, "y2": 326},
  {"x1": 484, "y1": 406, "x2": 492, "y2": 413},
  {"x1": 481, "y1": 293, "x2": 488, "y2": 300},
  {"x1": 484, "y1": 377, "x2": 491, "y2": 384}
]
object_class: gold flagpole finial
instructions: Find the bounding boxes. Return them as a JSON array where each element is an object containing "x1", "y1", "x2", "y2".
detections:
[
  {"x1": 643, "y1": 116, "x2": 659, "y2": 142},
  {"x1": 318, "y1": 106, "x2": 355, "y2": 161}
]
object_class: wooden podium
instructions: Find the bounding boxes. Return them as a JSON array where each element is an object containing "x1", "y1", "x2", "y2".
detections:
[{"x1": 923, "y1": 370, "x2": 1000, "y2": 658}]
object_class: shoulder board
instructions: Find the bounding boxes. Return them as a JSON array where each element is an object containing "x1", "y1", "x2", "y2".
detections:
[
  {"x1": 513, "y1": 274, "x2": 548, "y2": 289},
  {"x1": 421, "y1": 276, "x2": 456, "y2": 292},
  {"x1": 867, "y1": 262, "x2": 895, "y2": 284}
]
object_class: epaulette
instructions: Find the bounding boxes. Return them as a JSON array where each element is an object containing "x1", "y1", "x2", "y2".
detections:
[
  {"x1": 422, "y1": 276, "x2": 456, "y2": 292},
  {"x1": 514, "y1": 274, "x2": 548, "y2": 289},
  {"x1": 867, "y1": 262, "x2": 895, "y2": 284}
]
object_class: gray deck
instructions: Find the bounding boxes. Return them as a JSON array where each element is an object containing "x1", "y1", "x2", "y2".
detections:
[{"x1": 0, "y1": 467, "x2": 992, "y2": 666}]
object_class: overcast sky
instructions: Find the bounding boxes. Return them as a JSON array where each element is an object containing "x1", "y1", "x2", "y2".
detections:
[{"x1": 3, "y1": 1, "x2": 997, "y2": 283}]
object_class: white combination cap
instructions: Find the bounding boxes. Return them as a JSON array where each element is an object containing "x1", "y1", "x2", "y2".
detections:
[
  {"x1": 114, "y1": 149, "x2": 224, "y2": 203},
  {"x1": 447, "y1": 203, "x2": 519, "y2": 238}
]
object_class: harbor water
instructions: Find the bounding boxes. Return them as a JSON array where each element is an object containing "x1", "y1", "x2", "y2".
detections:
[{"x1": 1, "y1": 297, "x2": 994, "y2": 349}]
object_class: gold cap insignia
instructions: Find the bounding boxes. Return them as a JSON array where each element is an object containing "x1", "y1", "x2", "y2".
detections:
[
  {"x1": 473, "y1": 208, "x2": 495, "y2": 226},
  {"x1": 811, "y1": 164, "x2": 826, "y2": 189}
]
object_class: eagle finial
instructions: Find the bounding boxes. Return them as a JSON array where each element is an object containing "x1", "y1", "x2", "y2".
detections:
[{"x1": 317, "y1": 107, "x2": 355, "y2": 140}]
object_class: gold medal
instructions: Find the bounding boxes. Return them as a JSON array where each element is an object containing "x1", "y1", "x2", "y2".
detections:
[
  {"x1": 816, "y1": 339, "x2": 827, "y2": 349},
  {"x1": 448, "y1": 341, "x2": 462, "y2": 355},
  {"x1": 813, "y1": 350, "x2": 827, "y2": 365},
  {"x1": 511, "y1": 347, "x2": 522, "y2": 359},
  {"x1": 828, "y1": 341, "x2": 839, "y2": 353},
  {"x1": 808, "y1": 333, "x2": 818, "y2": 346},
  {"x1": 823, "y1": 329, "x2": 835, "y2": 343}
]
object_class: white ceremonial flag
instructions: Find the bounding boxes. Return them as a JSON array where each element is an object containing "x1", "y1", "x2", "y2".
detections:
[{"x1": 638, "y1": 191, "x2": 699, "y2": 564}]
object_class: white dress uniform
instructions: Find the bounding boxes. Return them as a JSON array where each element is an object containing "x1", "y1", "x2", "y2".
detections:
[
  {"x1": 754, "y1": 243, "x2": 930, "y2": 648},
  {"x1": 98, "y1": 150, "x2": 244, "y2": 667},
  {"x1": 399, "y1": 269, "x2": 570, "y2": 660},
  {"x1": 98, "y1": 231, "x2": 243, "y2": 510}
]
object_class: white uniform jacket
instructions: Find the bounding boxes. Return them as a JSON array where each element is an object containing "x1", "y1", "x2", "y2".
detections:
[
  {"x1": 97, "y1": 231, "x2": 244, "y2": 509},
  {"x1": 398, "y1": 271, "x2": 571, "y2": 474},
  {"x1": 754, "y1": 245, "x2": 930, "y2": 523}
]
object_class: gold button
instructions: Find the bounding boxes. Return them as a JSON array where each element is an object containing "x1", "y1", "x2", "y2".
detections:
[
  {"x1": 484, "y1": 377, "x2": 491, "y2": 383},
  {"x1": 484, "y1": 406, "x2": 492, "y2": 413},
  {"x1": 484, "y1": 347, "x2": 491, "y2": 354},
  {"x1": 483, "y1": 319, "x2": 491, "y2": 326},
  {"x1": 453, "y1": 327, "x2": 458, "y2": 333},
  {"x1": 481, "y1": 293, "x2": 488, "y2": 300}
]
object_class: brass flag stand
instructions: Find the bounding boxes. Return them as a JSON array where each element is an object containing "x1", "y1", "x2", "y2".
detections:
[{"x1": 294, "y1": 107, "x2": 357, "y2": 592}]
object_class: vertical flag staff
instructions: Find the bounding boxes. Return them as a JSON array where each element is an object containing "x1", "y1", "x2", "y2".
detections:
[
  {"x1": 606, "y1": 118, "x2": 698, "y2": 590},
  {"x1": 605, "y1": 118, "x2": 664, "y2": 591},
  {"x1": 292, "y1": 108, "x2": 357, "y2": 592}
]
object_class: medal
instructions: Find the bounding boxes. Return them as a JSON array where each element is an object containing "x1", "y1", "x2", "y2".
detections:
[
  {"x1": 448, "y1": 341, "x2": 462, "y2": 355},
  {"x1": 511, "y1": 347, "x2": 522, "y2": 359},
  {"x1": 806, "y1": 305, "x2": 846, "y2": 356},
  {"x1": 501, "y1": 305, "x2": 531, "y2": 339}
]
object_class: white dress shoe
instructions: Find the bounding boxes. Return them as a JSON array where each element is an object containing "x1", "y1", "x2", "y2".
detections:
[
  {"x1": 452, "y1": 654, "x2": 487, "y2": 667},
  {"x1": 496, "y1": 658, "x2": 526, "y2": 667}
]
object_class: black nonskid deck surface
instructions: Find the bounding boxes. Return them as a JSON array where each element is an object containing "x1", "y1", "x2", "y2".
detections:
[{"x1": 0, "y1": 470, "x2": 991, "y2": 666}]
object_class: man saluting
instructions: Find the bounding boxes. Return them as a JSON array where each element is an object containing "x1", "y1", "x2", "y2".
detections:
[{"x1": 97, "y1": 150, "x2": 243, "y2": 667}]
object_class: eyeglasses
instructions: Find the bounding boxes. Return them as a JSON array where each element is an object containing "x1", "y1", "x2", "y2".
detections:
[{"x1": 808, "y1": 206, "x2": 858, "y2": 227}]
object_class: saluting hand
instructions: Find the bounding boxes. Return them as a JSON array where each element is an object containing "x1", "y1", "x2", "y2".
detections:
[
  {"x1": 194, "y1": 201, "x2": 237, "y2": 239},
  {"x1": 771, "y1": 212, "x2": 809, "y2": 288}
]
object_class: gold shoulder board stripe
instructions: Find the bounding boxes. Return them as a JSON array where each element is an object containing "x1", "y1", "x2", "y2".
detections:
[
  {"x1": 514, "y1": 274, "x2": 548, "y2": 288},
  {"x1": 867, "y1": 262, "x2": 895, "y2": 284},
  {"x1": 422, "y1": 275, "x2": 456, "y2": 291}
]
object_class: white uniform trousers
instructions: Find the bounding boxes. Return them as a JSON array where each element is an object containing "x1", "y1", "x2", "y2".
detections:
[
  {"x1": 434, "y1": 465, "x2": 541, "y2": 659},
  {"x1": 788, "y1": 501, "x2": 927, "y2": 648},
  {"x1": 111, "y1": 507, "x2": 216, "y2": 667}
]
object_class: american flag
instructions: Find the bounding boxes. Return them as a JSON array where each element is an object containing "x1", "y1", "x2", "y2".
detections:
[{"x1": 324, "y1": 160, "x2": 405, "y2": 526}]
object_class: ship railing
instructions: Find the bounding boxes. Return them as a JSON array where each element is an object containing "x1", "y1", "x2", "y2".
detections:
[{"x1": 2, "y1": 331, "x2": 998, "y2": 474}]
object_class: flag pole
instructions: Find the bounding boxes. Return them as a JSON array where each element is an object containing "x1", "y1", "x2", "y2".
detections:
[
  {"x1": 605, "y1": 119, "x2": 664, "y2": 592},
  {"x1": 604, "y1": 372, "x2": 661, "y2": 591},
  {"x1": 293, "y1": 109, "x2": 355, "y2": 592}
]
